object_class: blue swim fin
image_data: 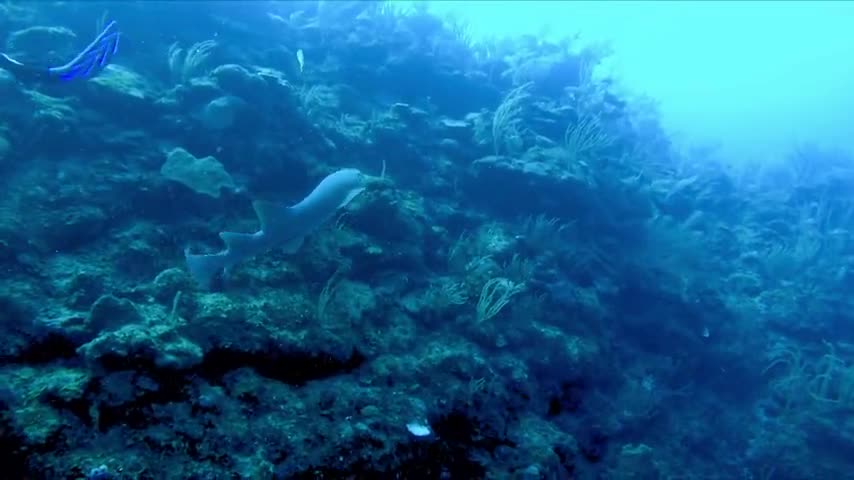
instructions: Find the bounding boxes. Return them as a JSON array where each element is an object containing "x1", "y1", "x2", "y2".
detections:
[{"x1": 48, "y1": 20, "x2": 120, "y2": 81}]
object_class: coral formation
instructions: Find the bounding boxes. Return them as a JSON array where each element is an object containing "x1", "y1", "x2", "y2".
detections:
[
  {"x1": 160, "y1": 147, "x2": 236, "y2": 198},
  {"x1": 0, "y1": 2, "x2": 850, "y2": 479}
]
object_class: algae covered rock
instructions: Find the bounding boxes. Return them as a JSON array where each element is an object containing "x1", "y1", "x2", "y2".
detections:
[
  {"x1": 160, "y1": 147, "x2": 236, "y2": 198},
  {"x1": 467, "y1": 150, "x2": 594, "y2": 219},
  {"x1": 26, "y1": 89, "x2": 77, "y2": 126},
  {"x1": 78, "y1": 294, "x2": 203, "y2": 369},
  {"x1": 199, "y1": 95, "x2": 245, "y2": 130},
  {"x1": 37, "y1": 204, "x2": 108, "y2": 252},
  {"x1": 86, "y1": 64, "x2": 159, "y2": 117},
  {"x1": 610, "y1": 443, "x2": 659, "y2": 478},
  {"x1": 211, "y1": 64, "x2": 268, "y2": 99},
  {"x1": 88, "y1": 294, "x2": 145, "y2": 333},
  {"x1": 62, "y1": 270, "x2": 106, "y2": 310},
  {"x1": 78, "y1": 322, "x2": 203, "y2": 369},
  {"x1": 5, "y1": 25, "x2": 76, "y2": 62},
  {"x1": 90, "y1": 65, "x2": 152, "y2": 99},
  {"x1": 0, "y1": 365, "x2": 90, "y2": 445},
  {"x1": 150, "y1": 267, "x2": 195, "y2": 303},
  {"x1": 332, "y1": 280, "x2": 378, "y2": 324},
  {"x1": 40, "y1": 294, "x2": 149, "y2": 343}
]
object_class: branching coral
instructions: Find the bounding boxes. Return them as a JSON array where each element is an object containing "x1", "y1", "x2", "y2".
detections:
[
  {"x1": 167, "y1": 40, "x2": 217, "y2": 83},
  {"x1": 564, "y1": 113, "x2": 614, "y2": 166},
  {"x1": 763, "y1": 341, "x2": 854, "y2": 416},
  {"x1": 807, "y1": 342, "x2": 854, "y2": 406},
  {"x1": 519, "y1": 214, "x2": 572, "y2": 253},
  {"x1": 476, "y1": 277, "x2": 524, "y2": 323},
  {"x1": 424, "y1": 278, "x2": 468, "y2": 312},
  {"x1": 317, "y1": 266, "x2": 346, "y2": 324},
  {"x1": 491, "y1": 82, "x2": 532, "y2": 156}
]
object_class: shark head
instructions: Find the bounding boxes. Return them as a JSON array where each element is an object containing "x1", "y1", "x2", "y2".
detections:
[
  {"x1": 318, "y1": 168, "x2": 367, "y2": 209},
  {"x1": 331, "y1": 168, "x2": 366, "y2": 189}
]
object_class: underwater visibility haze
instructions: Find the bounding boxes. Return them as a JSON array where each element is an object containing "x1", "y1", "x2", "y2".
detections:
[
  {"x1": 428, "y1": 0, "x2": 854, "y2": 164},
  {"x1": 0, "y1": 1, "x2": 852, "y2": 479}
]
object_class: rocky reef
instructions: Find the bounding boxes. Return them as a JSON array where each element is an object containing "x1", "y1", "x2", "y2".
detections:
[{"x1": 0, "y1": 2, "x2": 852, "y2": 479}]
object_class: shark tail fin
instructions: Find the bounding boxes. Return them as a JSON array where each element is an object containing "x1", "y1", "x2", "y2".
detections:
[
  {"x1": 185, "y1": 248, "x2": 228, "y2": 290},
  {"x1": 185, "y1": 231, "x2": 260, "y2": 289}
]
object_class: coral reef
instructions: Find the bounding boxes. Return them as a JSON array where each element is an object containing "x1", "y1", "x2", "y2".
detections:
[{"x1": 0, "y1": 2, "x2": 851, "y2": 479}]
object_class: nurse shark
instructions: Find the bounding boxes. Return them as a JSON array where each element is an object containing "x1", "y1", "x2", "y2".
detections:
[{"x1": 185, "y1": 168, "x2": 367, "y2": 289}]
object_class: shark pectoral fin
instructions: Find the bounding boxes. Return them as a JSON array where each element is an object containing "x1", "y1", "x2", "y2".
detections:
[
  {"x1": 282, "y1": 236, "x2": 304, "y2": 253},
  {"x1": 338, "y1": 187, "x2": 365, "y2": 209},
  {"x1": 219, "y1": 231, "x2": 258, "y2": 255},
  {"x1": 252, "y1": 200, "x2": 293, "y2": 232}
]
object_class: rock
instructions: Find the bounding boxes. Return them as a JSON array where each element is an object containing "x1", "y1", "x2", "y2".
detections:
[
  {"x1": 5, "y1": 25, "x2": 76, "y2": 62},
  {"x1": 88, "y1": 294, "x2": 145, "y2": 333},
  {"x1": 465, "y1": 149, "x2": 595, "y2": 220},
  {"x1": 42, "y1": 205, "x2": 108, "y2": 251},
  {"x1": 78, "y1": 322, "x2": 203, "y2": 369},
  {"x1": 85, "y1": 65, "x2": 160, "y2": 122},
  {"x1": 0, "y1": 365, "x2": 90, "y2": 444},
  {"x1": 89, "y1": 65, "x2": 153, "y2": 102},
  {"x1": 211, "y1": 64, "x2": 266, "y2": 98},
  {"x1": 160, "y1": 147, "x2": 236, "y2": 198},
  {"x1": 151, "y1": 268, "x2": 194, "y2": 303},
  {"x1": 63, "y1": 270, "x2": 105, "y2": 310},
  {"x1": 199, "y1": 95, "x2": 245, "y2": 130}
]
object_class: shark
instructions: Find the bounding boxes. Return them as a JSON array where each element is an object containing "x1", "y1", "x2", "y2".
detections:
[{"x1": 185, "y1": 168, "x2": 367, "y2": 289}]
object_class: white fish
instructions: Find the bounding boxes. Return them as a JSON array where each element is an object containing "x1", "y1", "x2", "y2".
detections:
[
  {"x1": 185, "y1": 168, "x2": 366, "y2": 289},
  {"x1": 406, "y1": 421, "x2": 432, "y2": 437},
  {"x1": 296, "y1": 49, "x2": 304, "y2": 73}
]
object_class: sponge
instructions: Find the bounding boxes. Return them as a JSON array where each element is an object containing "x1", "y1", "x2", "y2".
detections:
[{"x1": 160, "y1": 147, "x2": 235, "y2": 198}]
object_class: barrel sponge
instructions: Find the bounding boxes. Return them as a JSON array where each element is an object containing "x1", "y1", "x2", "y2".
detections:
[{"x1": 160, "y1": 147, "x2": 235, "y2": 198}]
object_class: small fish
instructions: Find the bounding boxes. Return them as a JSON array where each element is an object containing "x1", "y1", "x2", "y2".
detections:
[
  {"x1": 406, "y1": 421, "x2": 432, "y2": 437},
  {"x1": 296, "y1": 49, "x2": 304, "y2": 73},
  {"x1": 267, "y1": 12, "x2": 286, "y2": 24}
]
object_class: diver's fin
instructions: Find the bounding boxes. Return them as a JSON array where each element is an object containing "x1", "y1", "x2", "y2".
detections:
[
  {"x1": 338, "y1": 187, "x2": 365, "y2": 208},
  {"x1": 49, "y1": 20, "x2": 119, "y2": 80}
]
